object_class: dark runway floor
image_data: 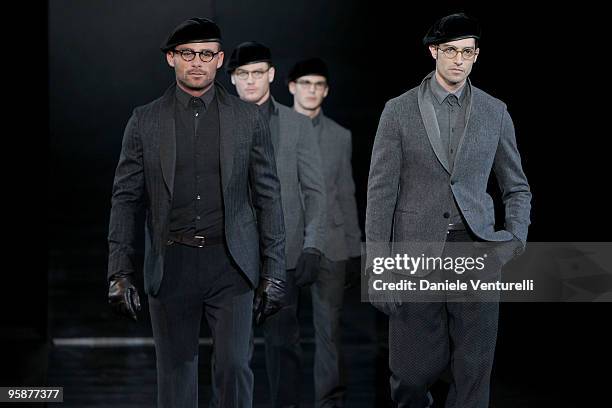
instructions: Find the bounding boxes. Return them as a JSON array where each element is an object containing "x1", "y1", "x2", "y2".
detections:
[
  {"x1": 46, "y1": 239, "x2": 378, "y2": 407},
  {"x1": 39, "y1": 230, "x2": 609, "y2": 407}
]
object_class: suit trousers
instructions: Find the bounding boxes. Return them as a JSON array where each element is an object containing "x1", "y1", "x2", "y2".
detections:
[
  {"x1": 263, "y1": 256, "x2": 347, "y2": 408},
  {"x1": 388, "y1": 230, "x2": 500, "y2": 408},
  {"x1": 148, "y1": 241, "x2": 254, "y2": 408}
]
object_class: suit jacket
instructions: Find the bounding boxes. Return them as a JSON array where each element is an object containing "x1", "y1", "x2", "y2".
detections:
[
  {"x1": 269, "y1": 98, "x2": 326, "y2": 269},
  {"x1": 366, "y1": 72, "x2": 531, "y2": 272},
  {"x1": 108, "y1": 82, "x2": 286, "y2": 296},
  {"x1": 315, "y1": 113, "x2": 362, "y2": 262}
]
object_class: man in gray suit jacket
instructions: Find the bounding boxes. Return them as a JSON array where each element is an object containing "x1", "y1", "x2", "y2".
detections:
[
  {"x1": 227, "y1": 42, "x2": 327, "y2": 408},
  {"x1": 106, "y1": 18, "x2": 287, "y2": 408},
  {"x1": 365, "y1": 13, "x2": 531, "y2": 408},
  {"x1": 288, "y1": 58, "x2": 363, "y2": 408}
]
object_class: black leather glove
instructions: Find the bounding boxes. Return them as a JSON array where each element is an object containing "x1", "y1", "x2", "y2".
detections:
[
  {"x1": 344, "y1": 256, "x2": 362, "y2": 290},
  {"x1": 294, "y1": 247, "x2": 322, "y2": 288},
  {"x1": 108, "y1": 273, "x2": 141, "y2": 321},
  {"x1": 253, "y1": 277, "x2": 287, "y2": 325}
]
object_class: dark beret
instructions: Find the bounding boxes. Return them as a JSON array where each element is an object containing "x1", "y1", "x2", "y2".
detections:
[
  {"x1": 161, "y1": 17, "x2": 222, "y2": 53},
  {"x1": 287, "y1": 57, "x2": 329, "y2": 83},
  {"x1": 226, "y1": 41, "x2": 272, "y2": 73},
  {"x1": 423, "y1": 13, "x2": 481, "y2": 46}
]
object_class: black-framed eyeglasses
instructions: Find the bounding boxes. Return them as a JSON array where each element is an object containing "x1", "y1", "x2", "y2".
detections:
[
  {"x1": 295, "y1": 79, "x2": 327, "y2": 91},
  {"x1": 173, "y1": 49, "x2": 221, "y2": 62},
  {"x1": 234, "y1": 67, "x2": 271, "y2": 81},
  {"x1": 436, "y1": 46, "x2": 478, "y2": 60}
]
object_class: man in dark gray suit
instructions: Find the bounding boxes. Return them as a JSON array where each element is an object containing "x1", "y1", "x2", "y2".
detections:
[
  {"x1": 288, "y1": 58, "x2": 363, "y2": 408},
  {"x1": 365, "y1": 13, "x2": 531, "y2": 408},
  {"x1": 106, "y1": 18, "x2": 287, "y2": 408},
  {"x1": 226, "y1": 42, "x2": 327, "y2": 408}
]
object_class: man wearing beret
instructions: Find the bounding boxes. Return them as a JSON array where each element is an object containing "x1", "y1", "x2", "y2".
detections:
[
  {"x1": 365, "y1": 13, "x2": 531, "y2": 407},
  {"x1": 225, "y1": 41, "x2": 327, "y2": 408},
  {"x1": 288, "y1": 57, "x2": 363, "y2": 408},
  {"x1": 106, "y1": 18, "x2": 287, "y2": 408}
]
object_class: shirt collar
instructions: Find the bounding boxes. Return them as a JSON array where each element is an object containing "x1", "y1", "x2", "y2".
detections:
[
  {"x1": 312, "y1": 110, "x2": 323, "y2": 127},
  {"x1": 175, "y1": 84, "x2": 216, "y2": 109},
  {"x1": 263, "y1": 96, "x2": 277, "y2": 115},
  {"x1": 430, "y1": 74, "x2": 466, "y2": 106}
]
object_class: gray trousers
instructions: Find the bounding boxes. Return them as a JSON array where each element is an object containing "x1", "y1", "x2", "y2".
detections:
[
  {"x1": 148, "y1": 242, "x2": 254, "y2": 408},
  {"x1": 263, "y1": 256, "x2": 347, "y2": 408},
  {"x1": 388, "y1": 230, "x2": 500, "y2": 408}
]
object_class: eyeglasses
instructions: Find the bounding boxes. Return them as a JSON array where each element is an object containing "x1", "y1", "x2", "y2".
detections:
[
  {"x1": 437, "y1": 46, "x2": 478, "y2": 60},
  {"x1": 173, "y1": 49, "x2": 221, "y2": 62},
  {"x1": 295, "y1": 79, "x2": 327, "y2": 91},
  {"x1": 234, "y1": 67, "x2": 271, "y2": 81}
]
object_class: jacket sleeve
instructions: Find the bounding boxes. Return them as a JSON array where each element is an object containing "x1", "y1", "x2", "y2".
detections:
[
  {"x1": 249, "y1": 109, "x2": 287, "y2": 281},
  {"x1": 365, "y1": 100, "x2": 402, "y2": 268},
  {"x1": 493, "y1": 107, "x2": 532, "y2": 244},
  {"x1": 337, "y1": 129, "x2": 362, "y2": 258},
  {"x1": 297, "y1": 117, "x2": 327, "y2": 252},
  {"x1": 107, "y1": 110, "x2": 146, "y2": 281}
]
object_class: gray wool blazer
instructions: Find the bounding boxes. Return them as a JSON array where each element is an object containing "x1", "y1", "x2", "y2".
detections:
[
  {"x1": 315, "y1": 113, "x2": 362, "y2": 262},
  {"x1": 366, "y1": 72, "x2": 531, "y2": 271},
  {"x1": 269, "y1": 99, "x2": 326, "y2": 269},
  {"x1": 108, "y1": 82, "x2": 286, "y2": 296}
]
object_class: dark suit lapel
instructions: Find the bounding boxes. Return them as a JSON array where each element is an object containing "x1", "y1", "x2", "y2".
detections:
[
  {"x1": 418, "y1": 72, "x2": 450, "y2": 174},
  {"x1": 216, "y1": 83, "x2": 236, "y2": 192},
  {"x1": 270, "y1": 97, "x2": 281, "y2": 158},
  {"x1": 159, "y1": 85, "x2": 176, "y2": 197}
]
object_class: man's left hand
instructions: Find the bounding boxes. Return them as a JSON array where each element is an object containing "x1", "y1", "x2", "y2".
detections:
[
  {"x1": 253, "y1": 277, "x2": 287, "y2": 325},
  {"x1": 294, "y1": 247, "x2": 322, "y2": 288},
  {"x1": 344, "y1": 256, "x2": 362, "y2": 289}
]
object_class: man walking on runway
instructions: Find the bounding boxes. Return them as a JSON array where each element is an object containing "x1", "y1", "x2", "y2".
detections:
[
  {"x1": 365, "y1": 13, "x2": 531, "y2": 407},
  {"x1": 226, "y1": 41, "x2": 327, "y2": 408},
  {"x1": 107, "y1": 18, "x2": 287, "y2": 408},
  {"x1": 288, "y1": 57, "x2": 363, "y2": 408}
]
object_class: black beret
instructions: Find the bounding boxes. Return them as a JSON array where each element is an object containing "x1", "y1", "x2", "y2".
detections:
[
  {"x1": 287, "y1": 57, "x2": 329, "y2": 83},
  {"x1": 423, "y1": 13, "x2": 481, "y2": 46},
  {"x1": 226, "y1": 41, "x2": 272, "y2": 73},
  {"x1": 161, "y1": 17, "x2": 222, "y2": 53}
]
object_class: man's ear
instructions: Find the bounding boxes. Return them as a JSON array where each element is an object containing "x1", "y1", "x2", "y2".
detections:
[
  {"x1": 428, "y1": 45, "x2": 438, "y2": 60},
  {"x1": 216, "y1": 51, "x2": 225, "y2": 69},
  {"x1": 166, "y1": 51, "x2": 175, "y2": 67},
  {"x1": 230, "y1": 75, "x2": 236, "y2": 85},
  {"x1": 288, "y1": 81, "x2": 296, "y2": 95},
  {"x1": 268, "y1": 66, "x2": 275, "y2": 84}
]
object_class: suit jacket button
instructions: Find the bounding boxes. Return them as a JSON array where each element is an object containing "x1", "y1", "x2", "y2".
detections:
[
  {"x1": 443, "y1": 212, "x2": 450, "y2": 218},
  {"x1": 450, "y1": 180, "x2": 456, "y2": 185}
]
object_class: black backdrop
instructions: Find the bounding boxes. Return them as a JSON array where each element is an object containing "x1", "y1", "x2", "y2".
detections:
[
  {"x1": 26, "y1": 0, "x2": 610, "y2": 403},
  {"x1": 48, "y1": 0, "x2": 607, "y2": 241}
]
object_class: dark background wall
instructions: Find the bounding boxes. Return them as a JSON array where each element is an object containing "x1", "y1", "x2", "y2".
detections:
[
  {"x1": 48, "y1": 0, "x2": 605, "y2": 242},
  {"x1": 31, "y1": 0, "x2": 611, "y2": 403}
]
